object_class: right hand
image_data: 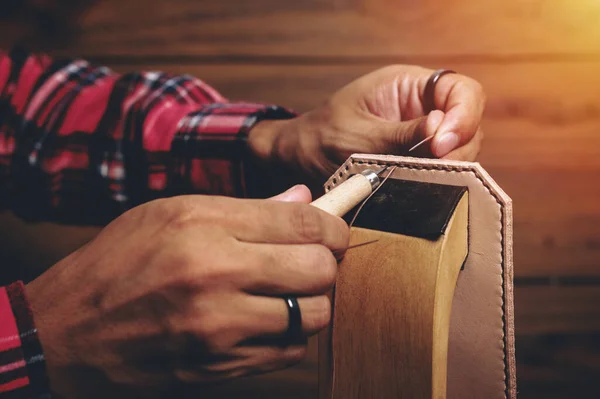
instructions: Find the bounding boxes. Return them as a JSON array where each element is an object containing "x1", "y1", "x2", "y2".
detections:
[{"x1": 26, "y1": 185, "x2": 349, "y2": 398}]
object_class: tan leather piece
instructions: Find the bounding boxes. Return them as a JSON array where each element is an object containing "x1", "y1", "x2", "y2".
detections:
[{"x1": 323, "y1": 154, "x2": 516, "y2": 399}]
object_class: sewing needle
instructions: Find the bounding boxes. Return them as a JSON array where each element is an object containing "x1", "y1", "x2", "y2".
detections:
[{"x1": 408, "y1": 135, "x2": 435, "y2": 153}]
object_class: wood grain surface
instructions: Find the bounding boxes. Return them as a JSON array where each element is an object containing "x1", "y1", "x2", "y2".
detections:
[
  {"x1": 2, "y1": 0, "x2": 600, "y2": 397},
  {"x1": 35, "y1": 0, "x2": 600, "y2": 59}
]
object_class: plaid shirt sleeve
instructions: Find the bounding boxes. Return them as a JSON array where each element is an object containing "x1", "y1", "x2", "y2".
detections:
[
  {"x1": 0, "y1": 47, "x2": 297, "y2": 225},
  {"x1": 0, "y1": 282, "x2": 49, "y2": 398},
  {"x1": 0, "y1": 48, "x2": 298, "y2": 397}
]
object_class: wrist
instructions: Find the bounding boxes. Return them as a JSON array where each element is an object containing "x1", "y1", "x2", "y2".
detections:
[
  {"x1": 246, "y1": 118, "x2": 311, "y2": 197},
  {"x1": 26, "y1": 270, "x2": 79, "y2": 399},
  {"x1": 247, "y1": 118, "x2": 292, "y2": 163}
]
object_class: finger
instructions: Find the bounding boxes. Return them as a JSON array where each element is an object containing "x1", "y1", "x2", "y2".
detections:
[
  {"x1": 223, "y1": 200, "x2": 350, "y2": 250},
  {"x1": 175, "y1": 344, "x2": 307, "y2": 385},
  {"x1": 241, "y1": 242, "x2": 337, "y2": 296},
  {"x1": 406, "y1": 110, "x2": 445, "y2": 157},
  {"x1": 268, "y1": 185, "x2": 312, "y2": 203},
  {"x1": 182, "y1": 292, "x2": 324, "y2": 355},
  {"x1": 375, "y1": 110, "x2": 444, "y2": 157},
  {"x1": 242, "y1": 294, "x2": 331, "y2": 338},
  {"x1": 442, "y1": 126, "x2": 484, "y2": 162},
  {"x1": 426, "y1": 110, "x2": 446, "y2": 138},
  {"x1": 375, "y1": 116, "x2": 427, "y2": 154},
  {"x1": 427, "y1": 75, "x2": 486, "y2": 157}
]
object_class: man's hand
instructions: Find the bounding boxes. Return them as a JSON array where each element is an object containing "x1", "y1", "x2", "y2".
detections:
[
  {"x1": 249, "y1": 65, "x2": 485, "y2": 181},
  {"x1": 26, "y1": 185, "x2": 348, "y2": 398}
]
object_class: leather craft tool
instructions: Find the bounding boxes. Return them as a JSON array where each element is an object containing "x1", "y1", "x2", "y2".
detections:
[
  {"x1": 311, "y1": 167, "x2": 396, "y2": 253},
  {"x1": 310, "y1": 168, "x2": 385, "y2": 217},
  {"x1": 408, "y1": 134, "x2": 434, "y2": 153}
]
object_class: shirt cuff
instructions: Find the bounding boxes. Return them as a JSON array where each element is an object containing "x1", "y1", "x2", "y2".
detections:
[
  {"x1": 0, "y1": 282, "x2": 50, "y2": 398},
  {"x1": 169, "y1": 103, "x2": 297, "y2": 198}
]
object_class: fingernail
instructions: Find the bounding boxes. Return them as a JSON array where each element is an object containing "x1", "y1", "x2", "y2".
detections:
[
  {"x1": 274, "y1": 184, "x2": 310, "y2": 203},
  {"x1": 284, "y1": 185, "x2": 301, "y2": 193},
  {"x1": 270, "y1": 185, "x2": 299, "y2": 201},
  {"x1": 280, "y1": 185, "x2": 302, "y2": 198},
  {"x1": 434, "y1": 132, "x2": 460, "y2": 157}
]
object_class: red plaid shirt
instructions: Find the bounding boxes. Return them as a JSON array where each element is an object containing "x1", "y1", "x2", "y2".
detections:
[{"x1": 0, "y1": 48, "x2": 296, "y2": 397}]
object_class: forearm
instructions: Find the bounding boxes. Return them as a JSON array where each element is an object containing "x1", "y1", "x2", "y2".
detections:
[{"x1": 0, "y1": 48, "x2": 297, "y2": 225}]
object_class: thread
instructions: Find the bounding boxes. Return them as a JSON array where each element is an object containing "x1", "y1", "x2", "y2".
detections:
[
  {"x1": 332, "y1": 239, "x2": 379, "y2": 260},
  {"x1": 348, "y1": 166, "x2": 397, "y2": 228}
]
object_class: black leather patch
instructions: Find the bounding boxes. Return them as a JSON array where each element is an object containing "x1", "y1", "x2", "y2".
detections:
[{"x1": 345, "y1": 179, "x2": 468, "y2": 240}]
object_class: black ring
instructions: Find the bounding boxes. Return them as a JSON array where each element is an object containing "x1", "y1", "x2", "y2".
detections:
[
  {"x1": 283, "y1": 296, "x2": 302, "y2": 343},
  {"x1": 423, "y1": 69, "x2": 456, "y2": 114}
]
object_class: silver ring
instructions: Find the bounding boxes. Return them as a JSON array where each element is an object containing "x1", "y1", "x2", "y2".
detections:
[{"x1": 424, "y1": 69, "x2": 456, "y2": 113}]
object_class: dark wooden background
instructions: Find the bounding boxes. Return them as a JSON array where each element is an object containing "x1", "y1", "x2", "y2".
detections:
[{"x1": 2, "y1": 0, "x2": 600, "y2": 397}]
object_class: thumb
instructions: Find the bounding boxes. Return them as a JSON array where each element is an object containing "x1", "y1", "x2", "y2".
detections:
[
  {"x1": 383, "y1": 110, "x2": 445, "y2": 156},
  {"x1": 269, "y1": 184, "x2": 313, "y2": 203}
]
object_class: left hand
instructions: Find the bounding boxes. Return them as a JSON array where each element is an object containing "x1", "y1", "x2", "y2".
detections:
[{"x1": 249, "y1": 65, "x2": 485, "y2": 182}]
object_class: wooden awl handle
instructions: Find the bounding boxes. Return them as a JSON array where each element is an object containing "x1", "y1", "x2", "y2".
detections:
[{"x1": 310, "y1": 169, "x2": 381, "y2": 217}]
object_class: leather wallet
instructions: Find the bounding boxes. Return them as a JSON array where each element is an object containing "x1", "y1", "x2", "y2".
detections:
[{"x1": 320, "y1": 154, "x2": 516, "y2": 399}]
